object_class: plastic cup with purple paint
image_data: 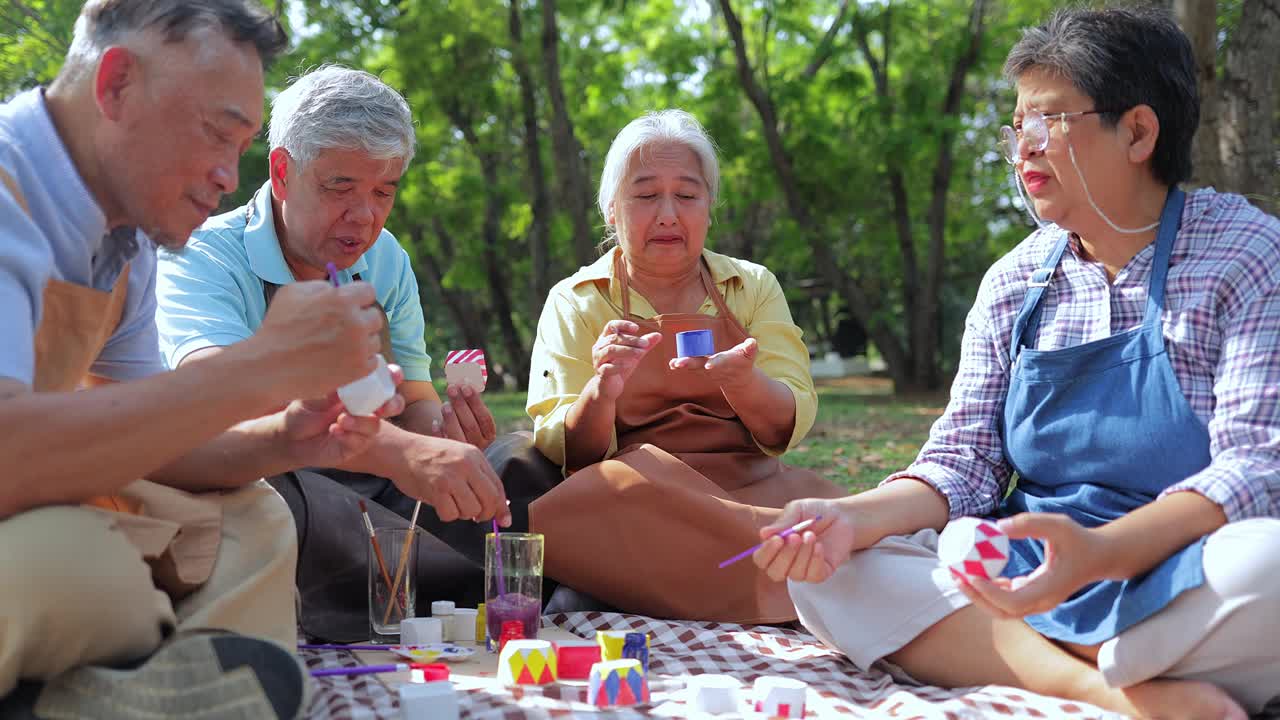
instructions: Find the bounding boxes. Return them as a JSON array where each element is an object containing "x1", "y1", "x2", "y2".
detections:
[{"x1": 484, "y1": 532, "x2": 543, "y2": 650}]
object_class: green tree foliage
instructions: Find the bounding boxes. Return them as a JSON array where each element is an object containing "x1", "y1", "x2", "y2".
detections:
[
  {"x1": 3, "y1": 0, "x2": 1268, "y2": 392},
  {"x1": 0, "y1": 0, "x2": 77, "y2": 97}
]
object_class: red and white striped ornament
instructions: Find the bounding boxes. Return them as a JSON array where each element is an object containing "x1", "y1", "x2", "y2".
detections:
[{"x1": 444, "y1": 349, "x2": 487, "y2": 392}]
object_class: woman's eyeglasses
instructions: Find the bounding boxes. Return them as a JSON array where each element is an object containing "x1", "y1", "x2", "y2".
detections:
[{"x1": 998, "y1": 109, "x2": 1110, "y2": 164}]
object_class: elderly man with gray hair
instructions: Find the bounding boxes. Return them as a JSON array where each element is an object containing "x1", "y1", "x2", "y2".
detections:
[
  {"x1": 155, "y1": 66, "x2": 541, "y2": 640},
  {"x1": 0, "y1": 1, "x2": 413, "y2": 717}
]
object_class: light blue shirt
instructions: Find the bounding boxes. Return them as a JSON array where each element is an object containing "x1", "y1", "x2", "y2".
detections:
[
  {"x1": 155, "y1": 181, "x2": 433, "y2": 382},
  {"x1": 0, "y1": 88, "x2": 164, "y2": 386}
]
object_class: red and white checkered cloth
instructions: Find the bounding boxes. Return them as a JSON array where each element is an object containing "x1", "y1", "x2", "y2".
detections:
[{"x1": 303, "y1": 612, "x2": 1120, "y2": 719}]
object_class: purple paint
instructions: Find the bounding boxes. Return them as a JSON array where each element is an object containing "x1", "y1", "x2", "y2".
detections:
[{"x1": 485, "y1": 592, "x2": 539, "y2": 642}]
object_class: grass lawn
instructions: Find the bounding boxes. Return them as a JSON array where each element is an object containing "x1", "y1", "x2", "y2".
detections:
[{"x1": 477, "y1": 375, "x2": 946, "y2": 494}]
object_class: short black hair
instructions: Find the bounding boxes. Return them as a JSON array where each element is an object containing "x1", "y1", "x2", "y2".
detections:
[
  {"x1": 71, "y1": 0, "x2": 288, "y2": 69},
  {"x1": 1003, "y1": 5, "x2": 1199, "y2": 186}
]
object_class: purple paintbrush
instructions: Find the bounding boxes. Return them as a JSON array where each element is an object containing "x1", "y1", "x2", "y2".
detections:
[
  {"x1": 299, "y1": 643, "x2": 399, "y2": 651},
  {"x1": 311, "y1": 662, "x2": 436, "y2": 678},
  {"x1": 718, "y1": 515, "x2": 824, "y2": 569}
]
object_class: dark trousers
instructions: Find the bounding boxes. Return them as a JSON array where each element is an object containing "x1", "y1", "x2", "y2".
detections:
[{"x1": 269, "y1": 432, "x2": 562, "y2": 642}]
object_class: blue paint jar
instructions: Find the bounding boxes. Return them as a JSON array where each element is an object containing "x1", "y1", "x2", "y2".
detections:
[{"x1": 675, "y1": 329, "x2": 714, "y2": 357}]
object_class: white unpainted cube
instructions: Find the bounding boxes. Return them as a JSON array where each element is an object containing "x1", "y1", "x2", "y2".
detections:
[
  {"x1": 687, "y1": 674, "x2": 741, "y2": 714},
  {"x1": 444, "y1": 363, "x2": 485, "y2": 392},
  {"x1": 400, "y1": 617, "x2": 443, "y2": 646},
  {"x1": 399, "y1": 680, "x2": 458, "y2": 720},
  {"x1": 337, "y1": 354, "x2": 396, "y2": 416}
]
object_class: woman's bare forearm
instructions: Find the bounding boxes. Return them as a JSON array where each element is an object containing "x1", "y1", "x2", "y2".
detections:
[{"x1": 563, "y1": 376, "x2": 618, "y2": 471}]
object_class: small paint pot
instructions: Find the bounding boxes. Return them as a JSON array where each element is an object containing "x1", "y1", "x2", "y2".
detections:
[
  {"x1": 451, "y1": 608, "x2": 477, "y2": 643},
  {"x1": 675, "y1": 329, "x2": 714, "y2": 357}
]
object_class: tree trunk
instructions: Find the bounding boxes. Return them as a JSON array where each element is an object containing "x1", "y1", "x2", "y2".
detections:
[
  {"x1": 1219, "y1": 0, "x2": 1279, "y2": 213},
  {"x1": 1174, "y1": 0, "x2": 1224, "y2": 190},
  {"x1": 715, "y1": 0, "x2": 913, "y2": 391},
  {"x1": 478, "y1": 155, "x2": 533, "y2": 390},
  {"x1": 917, "y1": 0, "x2": 986, "y2": 391},
  {"x1": 440, "y1": 101, "x2": 533, "y2": 390},
  {"x1": 508, "y1": 0, "x2": 554, "y2": 313},
  {"x1": 851, "y1": 10, "x2": 920, "y2": 374},
  {"x1": 540, "y1": 0, "x2": 597, "y2": 266}
]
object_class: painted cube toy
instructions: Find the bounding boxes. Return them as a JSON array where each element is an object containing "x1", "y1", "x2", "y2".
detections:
[
  {"x1": 938, "y1": 516, "x2": 1010, "y2": 580},
  {"x1": 587, "y1": 659, "x2": 649, "y2": 707},
  {"x1": 497, "y1": 639, "x2": 557, "y2": 685},
  {"x1": 553, "y1": 639, "x2": 601, "y2": 680},
  {"x1": 444, "y1": 349, "x2": 487, "y2": 392}
]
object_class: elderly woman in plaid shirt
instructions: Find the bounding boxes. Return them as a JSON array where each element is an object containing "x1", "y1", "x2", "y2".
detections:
[{"x1": 754, "y1": 7, "x2": 1280, "y2": 720}]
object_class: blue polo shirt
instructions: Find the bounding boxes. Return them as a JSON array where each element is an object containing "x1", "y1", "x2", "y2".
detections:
[
  {"x1": 154, "y1": 182, "x2": 433, "y2": 381},
  {"x1": 0, "y1": 88, "x2": 164, "y2": 386}
]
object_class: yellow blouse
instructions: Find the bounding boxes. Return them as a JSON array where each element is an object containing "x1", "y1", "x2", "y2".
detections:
[{"x1": 526, "y1": 246, "x2": 818, "y2": 467}]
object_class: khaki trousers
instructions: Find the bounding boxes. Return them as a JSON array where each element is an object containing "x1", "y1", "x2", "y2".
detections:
[
  {"x1": 789, "y1": 518, "x2": 1280, "y2": 714},
  {"x1": 0, "y1": 480, "x2": 297, "y2": 696}
]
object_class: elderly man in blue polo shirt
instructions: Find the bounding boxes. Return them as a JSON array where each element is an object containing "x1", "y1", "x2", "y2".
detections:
[
  {"x1": 0, "y1": 1, "x2": 409, "y2": 716},
  {"x1": 155, "y1": 67, "x2": 534, "y2": 631}
]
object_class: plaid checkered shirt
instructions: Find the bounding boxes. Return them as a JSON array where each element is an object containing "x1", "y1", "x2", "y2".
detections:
[{"x1": 888, "y1": 189, "x2": 1280, "y2": 523}]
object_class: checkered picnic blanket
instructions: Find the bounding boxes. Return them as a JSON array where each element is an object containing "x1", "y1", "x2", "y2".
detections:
[{"x1": 303, "y1": 612, "x2": 1120, "y2": 719}]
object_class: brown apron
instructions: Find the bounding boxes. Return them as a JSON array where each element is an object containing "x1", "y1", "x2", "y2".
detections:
[
  {"x1": 529, "y1": 254, "x2": 844, "y2": 623},
  {"x1": 11, "y1": 173, "x2": 223, "y2": 600}
]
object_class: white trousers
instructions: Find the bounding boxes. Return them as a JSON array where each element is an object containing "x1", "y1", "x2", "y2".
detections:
[{"x1": 789, "y1": 518, "x2": 1280, "y2": 714}]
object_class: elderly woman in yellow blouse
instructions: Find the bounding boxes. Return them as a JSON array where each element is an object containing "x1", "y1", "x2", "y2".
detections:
[{"x1": 524, "y1": 109, "x2": 844, "y2": 623}]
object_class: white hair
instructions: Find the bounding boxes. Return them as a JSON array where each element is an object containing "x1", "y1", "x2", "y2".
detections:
[
  {"x1": 60, "y1": 0, "x2": 285, "y2": 83},
  {"x1": 597, "y1": 109, "x2": 720, "y2": 242},
  {"x1": 269, "y1": 65, "x2": 416, "y2": 169}
]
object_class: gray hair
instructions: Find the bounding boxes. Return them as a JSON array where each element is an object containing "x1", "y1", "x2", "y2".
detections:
[
  {"x1": 598, "y1": 109, "x2": 720, "y2": 243},
  {"x1": 268, "y1": 65, "x2": 416, "y2": 170},
  {"x1": 1003, "y1": 6, "x2": 1198, "y2": 186},
  {"x1": 62, "y1": 0, "x2": 286, "y2": 81}
]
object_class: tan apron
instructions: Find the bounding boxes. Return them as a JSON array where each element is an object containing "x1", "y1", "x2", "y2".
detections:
[
  {"x1": 529, "y1": 254, "x2": 844, "y2": 623},
  {"x1": 18, "y1": 199, "x2": 222, "y2": 600}
]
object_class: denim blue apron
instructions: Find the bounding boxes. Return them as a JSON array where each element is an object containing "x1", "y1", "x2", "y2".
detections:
[{"x1": 997, "y1": 187, "x2": 1211, "y2": 644}]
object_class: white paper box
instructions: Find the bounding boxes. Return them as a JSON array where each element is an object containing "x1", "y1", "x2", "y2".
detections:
[
  {"x1": 337, "y1": 354, "x2": 396, "y2": 416},
  {"x1": 399, "y1": 681, "x2": 458, "y2": 720},
  {"x1": 752, "y1": 676, "x2": 807, "y2": 717},
  {"x1": 400, "y1": 617, "x2": 443, "y2": 646},
  {"x1": 687, "y1": 674, "x2": 741, "y2": 714}
]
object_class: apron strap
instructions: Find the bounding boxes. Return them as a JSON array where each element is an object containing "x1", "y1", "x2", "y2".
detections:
[
  {"x1": 614, "y1": 249, "x2": 749, "y2": 336},
  {"x1": 1143, "y1": 187, "x2": 1186, "y2": 337},
  {"x1": 697, "y1": 260, "x2": 748, "y2": 338},
  {"x1": 1009, "y1": 232, "x2": 1071, "y2": 359}
]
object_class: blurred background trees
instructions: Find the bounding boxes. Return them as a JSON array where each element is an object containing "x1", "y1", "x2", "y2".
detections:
[{"x1": 4, "y1": 0, "x2": 1275, "y2": 393}]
